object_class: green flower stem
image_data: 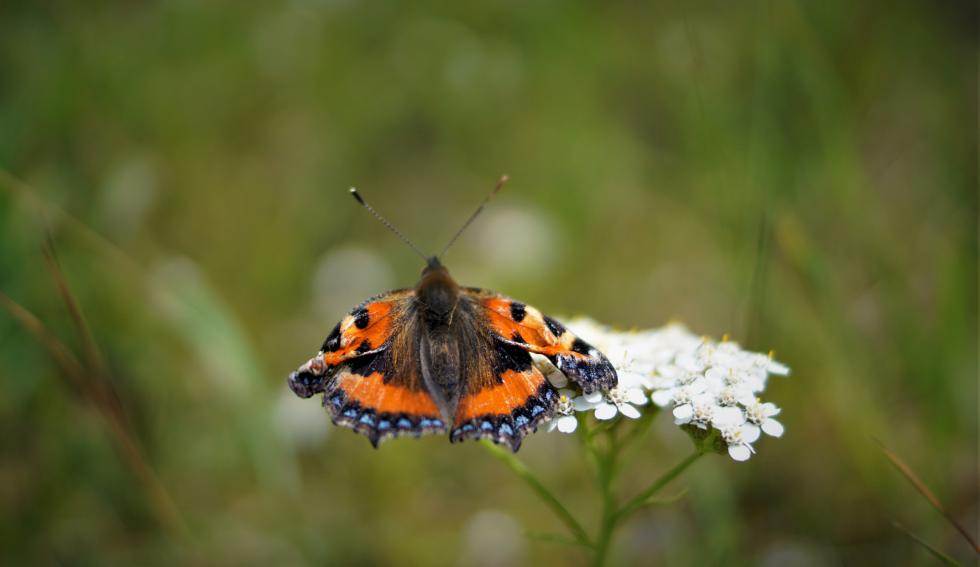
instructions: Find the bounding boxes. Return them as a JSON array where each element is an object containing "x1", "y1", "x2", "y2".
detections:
[
  {"x1": 590, "y1": 428, "x2": 619, "y2": 567},
  {"x1": 615, "y1": 450, "x2": 704, "y2": 523},
  {"x1": 484, "y1": 417, "x2": 704, "y2": 567},
  {"x1": 480, "y1": 440, "x2": 592, "y2": 548},
  {"x1": 592, "y1": 448, "x2": 703, "y2": 566},
  {"x1": 606, "y1": 412, "x2": 655, "y2": 481}
]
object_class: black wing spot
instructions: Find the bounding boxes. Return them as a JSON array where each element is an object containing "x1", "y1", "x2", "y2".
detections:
[
  {"x1": 356, "y1": 339, "x2": 373, "y2": 354},
  {"x1": 511, "y1": 331, "x2": 526, "y2": 344},
  {"x1": 321, "y1": 322, "x2": 342, "y2": 352},
  {"x1": 544, "y1": 315, "x2": 566, "y2": 338},
  {"x1": 492, "y1": 339, "x2": 533, "y2": 376},
  {"x1": 353, "y1": 306, "x2": 370, "y2": 329},
  {"x1": 346, "y1": 349, "x2": 386, "y2": 377},
  {"x1": 571, "y1": 337, "x2": 591, "y2": 355},
  {"x1": 509, "y1": 301, "x2": 526, "y2": 322}
]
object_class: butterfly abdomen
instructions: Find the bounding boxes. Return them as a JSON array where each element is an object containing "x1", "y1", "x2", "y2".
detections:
[{"x1": 418, "y1": 326, "x2": 463, "y2": 421}]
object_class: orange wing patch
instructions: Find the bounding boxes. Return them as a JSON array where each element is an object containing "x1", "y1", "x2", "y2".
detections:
[
  {"x1": 450, "y1": 365, "x2": 558, "y2": 451},
  {"x1": 319, "y1": 290, "x2": 413, "y2": 366},
  {"x1": 454, "y1": 368, "x2": 545, "y2": 423},
  {"x1": 323, "y1": 364, "x2": 446, "y2": 447},
  {"x1": 480, "y1": 297, "x2": 589, "y2": 358},
  {"x1": 335, "y1": 371, "x2": 440, "y2": 417},
  {"x1": 469, "y1": 290, "x2": 618, "y2": 395}
]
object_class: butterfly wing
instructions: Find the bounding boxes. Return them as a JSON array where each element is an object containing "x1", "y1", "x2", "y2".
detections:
[
  {"x1": 465, "y1": 288, "x2": 618, "y2": 394},
  {"x1": 288, "y1": 290, "x2": 446, "y2": 447},
  {"x1": 448, "y1": 324, "x2": 559, "y2": 451}
]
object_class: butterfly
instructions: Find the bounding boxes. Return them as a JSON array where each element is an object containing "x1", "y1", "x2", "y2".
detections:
[{"x1": 287, "y1": 178, "x2": 618, "y2": 451}]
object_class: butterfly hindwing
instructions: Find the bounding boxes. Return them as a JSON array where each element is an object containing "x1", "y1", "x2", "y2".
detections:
[
  {"x1": 288, "y1": 290, "x2": 446, "y2": 446},
  {"x1": 449, "y1": 335, "x2": 559, "y2": 451},
  {"x1": 466, "y1": 288, "x2": 618, "y2": 395},
  {"x1": 324, "y1": 353, "x2": 447, "y2": 446}
]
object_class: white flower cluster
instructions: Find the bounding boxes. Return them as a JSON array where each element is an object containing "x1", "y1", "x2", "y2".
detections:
[{"x1": 539, "y1": 319, "x2": 789, "y2": 462}]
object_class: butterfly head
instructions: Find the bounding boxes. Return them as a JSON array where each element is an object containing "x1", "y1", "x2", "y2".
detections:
[
  {"x1": 422, "y1": 255, "x2": 445, "y2": 273},
  {"x1": 417, "y1": 256, "x2": 458, "y2": 317}
]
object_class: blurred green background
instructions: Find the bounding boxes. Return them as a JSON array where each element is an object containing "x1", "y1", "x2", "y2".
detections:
[{"x1": 1, "y1": 1, "x2": 976, "y2": 565}]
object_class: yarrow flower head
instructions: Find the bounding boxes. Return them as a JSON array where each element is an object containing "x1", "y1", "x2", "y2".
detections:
[{"x1": 541, "y1": 319, "x2": 790, "y2": 462}]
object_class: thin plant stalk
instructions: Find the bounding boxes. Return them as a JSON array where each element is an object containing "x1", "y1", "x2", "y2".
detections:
[
  {"x1": 615, "y1": 450, "x2": 703, "y2": 522},
  {"x1": 484, "y1": 414, "x2": 705, "y2": 567},
  {"x1": 876, "y1": 438, "x2": 979, "y2": 554},
  {"x1": 480, "y1": 440, "x2": 592, "y2": 547},
  {"x1": 587, "y1": 427, "x2": 619, "y2": 567},
  {"x1": 892, "y1": 522, "x2": 964, "y2": 567},
  {"x1": 0, "y1": 291, "x2": 190, "y2": 548}
]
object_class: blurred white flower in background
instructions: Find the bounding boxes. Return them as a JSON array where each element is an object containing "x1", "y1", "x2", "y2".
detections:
[
  {"x1": 470, "y1": 206, "x2": 558, "y2": 275},
  {"x1": 275, "y1": 386, "x2": 330, "y2": 449},
  {"x1": 99, "y1": 154, "x2": 159, "y2": 239},
  {"x1": 544, "y1": 319, "x2": 789, "y2": 462},
  {"x1": 463, "y1": 509, "x2": 524, "y2": 567},
  {"x1": 312, "y1": 245, "x2": 394, "y2": 319}
]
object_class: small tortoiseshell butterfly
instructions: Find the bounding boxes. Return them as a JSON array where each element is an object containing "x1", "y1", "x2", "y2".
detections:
[{"x1": 287, "y1": 177, "x2": 618, "y2": 451}]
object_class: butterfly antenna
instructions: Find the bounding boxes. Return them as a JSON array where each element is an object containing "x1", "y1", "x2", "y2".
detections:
[
  {"x1": 349, "y1": 188, "x2": 428, "y2": 261},
  {"x1": 439, "y1": 175, "x2": 509, "y2": 258}
]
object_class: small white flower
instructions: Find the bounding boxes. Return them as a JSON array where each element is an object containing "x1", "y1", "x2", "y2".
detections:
[
  {"x1": 673, "y1": 394, "x2": 744, "y2": 431},
  {"x1": 547, "y1": 390, "x2": 580, "y2": 434},
  {"x1": 572, "y1": 391, "x2": 604, "y2": 412},
  {"x1": 590, "y1": 387, "x2": 647, "y2": 420},
  {"x1": 705, "y1": 366, "x2": 765, "y2": 395},
  {"x1": 767, "y1": 359, "x2": 790, "y2": 376},
  {"x1": 611, "y1": 351, "x2": 656, "y2": 391},
  {"x1": 714, "y1": 386, "x2": 742, "y2": 407},
  {"x1": 650, "y1": 388, "x2": 672, "y2": 408},
  {"x1": 672, "y1": 395, "x2": 715, "y2": 429},
  {"x1": 720, "y1": 422, "x2": 761, "y2": 462},
  {"x1": 750, "y1": 352, "x2": 790, "y2": 376},
  {"x1": 743, "y1": 401, "x2": 784, "y2": 438},
  {"x1": 548, "y1": 390, "x2": 578, "y2": 433},
  {"x1": 552, "y1": 415, "x2": 578, "y2": 433},
  {"x1": 652, "y1": 377, "x2": 707, "y2": 409},
  {"x1": 593, "y1": 402, "x2": 619, "y2": 420}
]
